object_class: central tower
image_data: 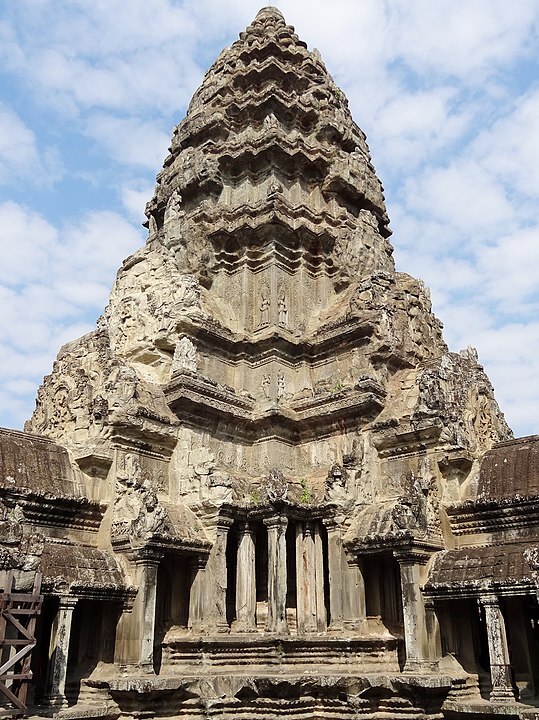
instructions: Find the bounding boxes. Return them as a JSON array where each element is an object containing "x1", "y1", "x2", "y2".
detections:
[{"x1": 23, "y1": 6, "x2": 512, "y2": 717}]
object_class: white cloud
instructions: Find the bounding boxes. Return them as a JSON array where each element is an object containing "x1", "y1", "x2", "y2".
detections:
[
  {"x1": 0, "y1": 201, "x2": 58, "y2": 284},
  {"x1": 0, "y1": 1, "x2": 203, "y2": 115},
  {"x1": 122, "y1": 183, "x2": 155, "y2": 223},
  {"x1": 474, "y1": 88, "x2": 539, "y2": 199},
  {"x1": 387, "y1": 0, "x2": 539, "y2": 80},
  {"x1": 84, "y1": 115, "x2": 171, "y2": 170},
  {"x1": 403, "y1": 160, "x2": 514, "y2": 235},
  {"x1": 373, "y1": 87, "x2": 471, "y2": 170},
  {"x1": 0, "y1": 105, "x2": 62, "y2": 186}
]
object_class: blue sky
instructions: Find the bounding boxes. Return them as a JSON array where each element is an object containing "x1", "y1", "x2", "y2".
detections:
[{"x1": 0, "y1": 0, "x2": 538, "y2": 437}]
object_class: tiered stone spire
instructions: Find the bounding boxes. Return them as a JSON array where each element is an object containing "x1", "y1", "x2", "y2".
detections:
[
  {"x1": 146, "y1": 5, "x2": 392, "y2": 295},
  {"x1": 28, "y1": 6, "x2": 509, "y2": 507}
]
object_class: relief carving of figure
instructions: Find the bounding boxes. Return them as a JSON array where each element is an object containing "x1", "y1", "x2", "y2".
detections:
[
  {"x1": 261, "y1": 374, "x2": 271, "y2": 400},
  {"x1": 259, "y1": 287, "x2": 270, "y2": 326},
  {"x1": 267, "y1": 181, "x2": 283, "y2": 200},
  {"x1": 0, "y1": 502, "x2": 24, "y2": 545},
  {"x1": 277, "y1": 372, "x2": 286, "y2": 401},
  {"x1": 172, "y1": 336, "x2": 197, "y2": 374},
  {"x1": 49, "y1": 384, "x2": 75, "y2": 433},
  {"x1": 176, "y1": 275, "x2": 202, "y2": 315},
  {"x1": 107, "y1": 365, "x2": 138, "y2": 412},
  {"x1": 164, "y1": 189, "x2": 182, "y2": 224},
  {"x1": 164, "y1": 189, "x2": 184, "y2": 249},
  {"x1": 111, "y1": 463, "x2": 168, "y2": 546},
  {"x1": 266, "y1": 468, "x2": 288, "y2": 502},
  {"x1": 324, "y1": 465, "x2": 349, "y2": 504},
  {"x1": 277, "y1": 287, "x2": 288, "y2": 327},
  {"x1": 148, "y1": 213, "x2": 158, "y2": 238}
]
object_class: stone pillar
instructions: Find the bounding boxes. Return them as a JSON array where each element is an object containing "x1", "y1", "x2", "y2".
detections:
[
  {"x1": 344, "y1": 555, "x2": 366, "y2": 632},
  {"x1": 424, "y1": 597, "x2": 442, "y2": 664},
  {"x1": 134, "y1": 552, "x2": 161, "y2": 669},
  {"x1": 235, "y1": 523, "x2": 257, "y2": 632},
  {"x1": 188, "y1": 556, "x2": 206, "y2": 632},
  {"x1": 295, "y1": 521, "x2": 306, "y2": 634},
  {"x1": 206, "y1": 516, "x2": 233, "y2": 633},
  {"x1": 314, "y1": 524, "x2": 327, "y2": 632},
  {"x1": 324, "y1": 519, "x2": 343, "y2": 632},
  {"x1": 397, "y1": 553, "x2": 431, "y2": 672},
  {"x1": 479, "y1": 595, "x2": 515, "y2": 703},
  {"x1": 264, "y1": 515, "x2": 288, "y2": 634},
  {"x1": 304, "y1": 523, "x2": 317, "y2": 632},
  {"x1": 45, "y1": 596, "x2": 78, "y2": 708}
]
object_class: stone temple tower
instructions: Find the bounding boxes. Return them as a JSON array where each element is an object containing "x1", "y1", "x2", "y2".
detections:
[{"x1": 6, "y1": 7, "x2": 539, "y2": 719}]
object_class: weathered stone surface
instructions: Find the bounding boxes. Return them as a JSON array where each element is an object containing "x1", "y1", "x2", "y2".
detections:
[{"x1": 3, "y1": 6, "x2": 538, "y2": 719}]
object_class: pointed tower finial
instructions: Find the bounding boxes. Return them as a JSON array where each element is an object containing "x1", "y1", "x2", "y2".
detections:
[{"x1": 254, "y1": 6, "x2": 286, "y2": 23}]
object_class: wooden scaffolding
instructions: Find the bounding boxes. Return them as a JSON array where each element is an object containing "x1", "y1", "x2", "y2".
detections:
[{"x1": 0, "y1": 571, "x2": 43, "y2": 717}]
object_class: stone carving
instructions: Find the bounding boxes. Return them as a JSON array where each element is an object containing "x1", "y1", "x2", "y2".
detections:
[
  {"x1": 277, "y1": 287, "x2": 288, "y2": 327},
  {"x1": 259, "y1": 287, "x2": 270, "y2": 326},
  {"x1": 324, "y1": 465, "x2": 349, "y2": 504},
  {"x1": 176, "y1": 275, "x2": 203, "y2": 315},
  {"x1": 277, "y1": 372, "x2": 286, "y2": 401},
  {"x1": 0, "y1": 501, "x2": 24, "y2": 545},
  {"x1": 267, "y1": 181, "x2": 283, "y2": 200},
  {"x1": 393, "y1": 470, "x2": 429, "y2": 537},
  {"x1": 261, "y1": 374, "x2": 271, "y2": 399},
  {"x1": 112, "y1": 456, "x2": 168, "y2": 545},
  {"x1": 172, "y1": 336, "x2": 197, "y2": 374},
  {"x1": 266, "y1": 468, "x2": 288, "y2": 502}
]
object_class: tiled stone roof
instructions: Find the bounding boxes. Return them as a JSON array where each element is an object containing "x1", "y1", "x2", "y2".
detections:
[
  {"x1": 478, "y1": 434, "x2": 539, "y2": 501},
  {"x1": 426, "y1": 543, "x2": 538, "y2": 593},
  {"x1": 40, "y1": 542, "x2": 128, "y2": 594},
  {"x1": 0, "y1": 427, "x2": 82, "y2": 498}
]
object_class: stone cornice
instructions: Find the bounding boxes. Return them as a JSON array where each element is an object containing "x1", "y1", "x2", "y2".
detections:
[
  {"x1": 423, "y1": 580, "x2": 537, "y2": 601},
  {"x1": 111, "y1": 534, "x2": 211, "y2": 560},
  {"x1": 164, "y1": 371, "x2": 384, "y2": 441},
  {"x1": 372, "y1": 420, "x2": 444, "y2": 457},
  {"x1": 0, "y1": 487, "x2": 105, "y2": 531},
  {"x1": 171, "y1": 315, "x2": 376, "y2": 360},
  {"x1": 447, "y1": 497, "x2": 539, "y2": 536}
]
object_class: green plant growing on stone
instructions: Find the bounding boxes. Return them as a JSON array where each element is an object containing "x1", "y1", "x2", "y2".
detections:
[
  {"x1": 248, "y1": 486, "x2": 261, "y2": 504},
  {"x1": 299, "y1": 477, "x2": 311, "y2": 504}
]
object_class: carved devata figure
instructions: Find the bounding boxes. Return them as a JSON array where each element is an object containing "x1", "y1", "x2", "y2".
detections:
[
  {"x1": 259, "y1": 286, "x2": 270, "y2": 326},
  {"x1": 111, "y1": 453, "x2": 168, "y2": 546},
  {"x1": 266, "y1": 468, "x2": 288, "y2": 502},
  {"x1": 277, "y1": 286, "x2": 288, "y2": 327},
  {"x1": 172, "y1": 336, "x2": 197, "y2": 374}
]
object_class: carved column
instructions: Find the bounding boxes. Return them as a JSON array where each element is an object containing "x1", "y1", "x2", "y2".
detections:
[
  {"x1": 479, "y1": 595, "x2": 515, "y2": 702},
  {"x1": 397, "y1": 553, "x2": 431, "y2": 672},
  {"x1": 344, "y1": 555, "x2": 366, "y2": 631},
  {"x1": 295, "y1": 521, "x2": 306, "y2": 634},
  {"x1": 133, "y1": 551, "x2": 161, "y2": 669},
  {"x1": 45, "y1": 596, "x2": 78, "y2": 708},
  {"x1": 264, "y1": 515, "x2": 288, "y2": 634},
  {"x1": 304, "y1": 523, "x2": 317, "y2": 632},
  {"x1": 314, "y1": 523, "x2": 327, "y2": 632},
  {"x1": 188, "y1": 556, "x2": 206, "y2": 632},
  {"x1": 424, "y1": 597, "x2": 442, "y2": 664},
  {"x1": 235, "y1": 523, "x2": 257, "y2": 632},
  {"x1": 206, "y1": 516, "x2": 233, "y2": 633},
  {"x1": 324, "y1": 519, "x2": 343, "y2": 632}
]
